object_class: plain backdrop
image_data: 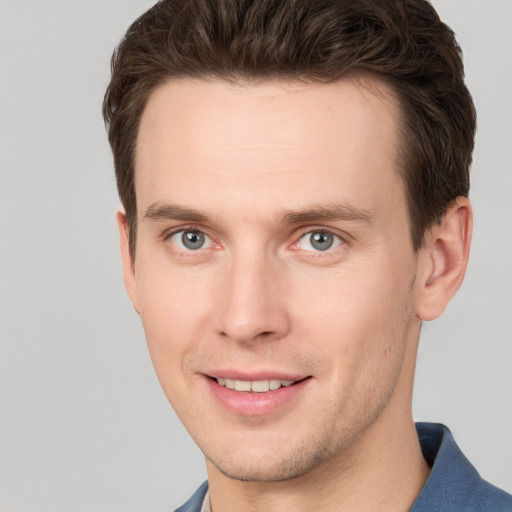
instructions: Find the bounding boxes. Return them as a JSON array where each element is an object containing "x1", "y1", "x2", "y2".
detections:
[{"x1": 0, "y1": 1, "x2": 511, "y2": 510}]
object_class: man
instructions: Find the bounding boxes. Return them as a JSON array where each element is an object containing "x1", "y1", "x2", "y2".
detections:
[{"x1": 102, "y1": 0, "x2": 512, "y2": 510}]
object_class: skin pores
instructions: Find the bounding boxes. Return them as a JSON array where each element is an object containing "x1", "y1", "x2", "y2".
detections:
[{"x1": 121, "y1": 78, "x2": 430, "y2": 486}]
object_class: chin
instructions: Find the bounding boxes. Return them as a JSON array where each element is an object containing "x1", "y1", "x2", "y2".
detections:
[{"x1": 205, "y1": 438, "x2": 337, "y2": 483}]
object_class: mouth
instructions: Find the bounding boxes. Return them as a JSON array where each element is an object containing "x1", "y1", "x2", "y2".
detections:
[
  {"x1": 215, "y1": 377, "x2": 299, "y2": 393},
  {"x1": 204, "y1": 372, "x2": 312, "y2": 415}
]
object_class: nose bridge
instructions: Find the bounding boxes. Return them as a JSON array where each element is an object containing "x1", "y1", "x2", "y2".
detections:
[{"x1": 214, "y1": 243, "x2": 290, "y2": 343}]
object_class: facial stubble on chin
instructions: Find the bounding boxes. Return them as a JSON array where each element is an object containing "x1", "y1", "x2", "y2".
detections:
[
  {"x1": 203, "y1": 273, "x2": 420, "y2": 483},
  {"x1": 205, "y1": 343, "x2": 411, "y2": 484}
]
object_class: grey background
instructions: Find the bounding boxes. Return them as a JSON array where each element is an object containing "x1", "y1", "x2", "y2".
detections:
[{"x1": 0, "y1": 1, "x2": 510, "y2": 510}]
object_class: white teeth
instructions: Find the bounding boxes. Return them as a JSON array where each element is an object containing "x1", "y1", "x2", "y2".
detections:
[
  {"x1": 234, "y1": 380, "x2": 251, "y2": 392},
  {"x1": 269, "y1": 379, "x2": 281, "y2": 390},
  {"x1": 224, "y1": 378, "x2": 235, "y2": 390},
  {"x1": 251, "y1": 380, "x2": 270, "y2": 393},
  {"x1": 216, "y1": 378, "x2": 297, "y2": 392}
]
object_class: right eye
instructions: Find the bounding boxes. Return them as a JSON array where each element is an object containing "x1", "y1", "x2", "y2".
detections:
[{"x1": 168, "y1": 230, "x2": 213, "y2": 251}]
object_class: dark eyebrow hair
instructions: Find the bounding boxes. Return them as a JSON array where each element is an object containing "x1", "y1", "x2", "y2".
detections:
[
  {"x1": 143, "y1": 202, "x2": 373, "y2": 226},
  {"x1": 278, "y1": 203, "x2": 374, "y2": 225},
  {"x1": 143, "y1": 203, "x2": 210, "y2": 223}
]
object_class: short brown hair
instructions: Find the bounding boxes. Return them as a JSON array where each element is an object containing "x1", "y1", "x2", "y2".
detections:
[{"x1": 103, "y1": 0, "x2": 476, "y2": 257}]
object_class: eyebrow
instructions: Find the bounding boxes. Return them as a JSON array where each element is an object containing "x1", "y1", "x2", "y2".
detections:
[
  {"x1": 278, "y1": 203, "x2": 374, "y2": 225},
  {"x1": 144, "y1": 203, "x2": 210, "y2": 223},
  {"x1": 143, "y1": 202, "x2": 373, "y2": 226}
]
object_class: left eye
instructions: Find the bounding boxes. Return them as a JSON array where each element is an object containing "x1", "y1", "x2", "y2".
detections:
[
  {"x1": 169, "y1": 230, "x2": 213, "y2": 250},
  {"x1": 297, "y1": 230, "x2": 343, "y2": 252}
]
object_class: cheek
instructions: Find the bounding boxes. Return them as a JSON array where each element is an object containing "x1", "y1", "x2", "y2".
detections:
[
  {"x1": 292, "y1": 263, "x2": 398, "y2": 331},
  {"x1": 290, "y1": 262, "x2": 414, "y2": 372},
  {"x1": 136, "y1": 257, "x2": 212, "y2": 328},
  {"x1": 134, "y1": 263, "x2": 214, "y2": 383}
]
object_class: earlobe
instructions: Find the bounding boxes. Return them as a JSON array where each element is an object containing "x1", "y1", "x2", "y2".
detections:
[
  {"x1": 116, "y1": 210, "x2": 139, "y2": 314},
  {"x1": 416, "y1": 198, "x2": 473, "y2": 321}
]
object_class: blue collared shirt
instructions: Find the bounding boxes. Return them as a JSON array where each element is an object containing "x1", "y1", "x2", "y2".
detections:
[{"x1": 175, "y1": 422, "x2": 512, "y2": 511}]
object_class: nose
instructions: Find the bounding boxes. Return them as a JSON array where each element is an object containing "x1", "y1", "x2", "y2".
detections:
[{"x1": 213, "y1": 251, "x2": 291, "y2": 344}]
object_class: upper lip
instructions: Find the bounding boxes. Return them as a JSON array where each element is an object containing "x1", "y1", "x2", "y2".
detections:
[{"x1": 204, "y1": 370, "x2": 309, "y2": 381}]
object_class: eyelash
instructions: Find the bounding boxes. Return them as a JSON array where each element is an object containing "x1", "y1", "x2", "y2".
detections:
[
  {"x1": 294, "y1": 229, "x2": 345, "y2": 252},
  {"x1": 162, "y1": 226, "x2": 347, "y2": 254},
  {"x1": 163, "y1": 226, "x2": 215, "y2": 251}
]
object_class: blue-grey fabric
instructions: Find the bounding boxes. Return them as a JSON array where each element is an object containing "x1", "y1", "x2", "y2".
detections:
[
  {"x1": 174, "y1": 422, "x2": 512, "y2": 511},
  {"x1": 410, "y1": 423, "x2": 512, "y2": 511},
  {"x1": 174, "y1": 481, "x2": 208, "y2": 512}
]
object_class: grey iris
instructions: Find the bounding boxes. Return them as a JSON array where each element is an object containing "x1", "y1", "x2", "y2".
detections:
[
  {"x1": 311, "y1": 231, "x2": 334, "y2": 251},
  {"x1": 182, "y1": 231, "x2": 205, "y2": 250}
]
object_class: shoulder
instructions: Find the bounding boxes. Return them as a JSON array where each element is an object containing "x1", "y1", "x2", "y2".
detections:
[
  {"x1": 411, "y1": 423, "x2": 512, "y2": 511},
  {"x1": 173, "y1": 481, "x2": 209, "y2": 512}
]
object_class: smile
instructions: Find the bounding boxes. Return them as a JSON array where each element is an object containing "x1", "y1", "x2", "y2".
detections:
[
  {"x1": 216, "y1": 378, "x2": 296, "y2": 392},
  {"x1": 206, "y1": 375, "x2": 312, "y2": 416}
]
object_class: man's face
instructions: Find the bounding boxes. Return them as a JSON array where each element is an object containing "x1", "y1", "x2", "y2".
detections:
[{"x1": 123, "y1": 77, "x2": 426, "y2": 481}]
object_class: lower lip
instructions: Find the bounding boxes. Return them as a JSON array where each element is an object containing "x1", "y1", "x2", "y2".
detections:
[{"x1": 205, "y1": 377, "x2": 311, "y2": 416}]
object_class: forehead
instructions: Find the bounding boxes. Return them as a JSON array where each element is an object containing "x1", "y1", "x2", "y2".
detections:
[{"x1": 135, "y1": 77, "x2": 404, "y2": 222}]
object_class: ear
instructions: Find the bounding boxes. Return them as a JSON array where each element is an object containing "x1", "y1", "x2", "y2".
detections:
[
  {"x1": 415, "y1": 197, "x2": 473, "y2": 321},
  {"x1": 116, "y1": 209, "x2": 139, "y2": 314}
]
